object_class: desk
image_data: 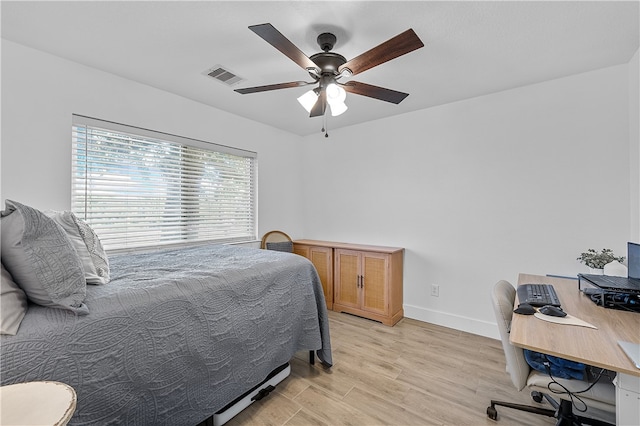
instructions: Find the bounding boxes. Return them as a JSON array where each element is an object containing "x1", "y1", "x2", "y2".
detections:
[{"x1": 511, "y1": 274, "x2": 640, "y2": 425}]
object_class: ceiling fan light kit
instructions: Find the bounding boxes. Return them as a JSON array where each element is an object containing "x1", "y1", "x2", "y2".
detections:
[{"x1": 234, "y1": 23, "x2": 424, "y2": 135}]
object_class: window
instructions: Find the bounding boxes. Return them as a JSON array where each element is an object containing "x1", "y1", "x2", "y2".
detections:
[{"x1": 72, "y1": 115, "x2": 257, "y2": 251}]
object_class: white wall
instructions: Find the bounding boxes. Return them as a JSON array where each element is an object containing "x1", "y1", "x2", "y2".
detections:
[
  {"x1": 0, "y1": 40, "x2": 304, "y2": 240},
  {"x1": 301, "y1": 65, "x2": 632, "y2": 338},
  {"x1": 630, "y1": 49, "x2": 640, "y2": 242}
]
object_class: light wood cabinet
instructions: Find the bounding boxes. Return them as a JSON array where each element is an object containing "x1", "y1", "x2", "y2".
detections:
[
  {"x1": 293, "y1": 240, "x2": 404, "y2": 326},
  {"x1": 292, "y1": 243, "x2": 333, "y2": 310}
]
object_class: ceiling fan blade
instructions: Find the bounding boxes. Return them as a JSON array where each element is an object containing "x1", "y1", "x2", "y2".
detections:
[
  {"x1": 309, "y1": 90, "x2": 326, "y2": 117},
  {"x1": 249, "y1": 23, "x2": 318, "y2": 71},
  {"x1": 234, "y1": 81, "x2": 314, "y2": 94},
  {"x1": 342, "y1": 81, "x2": 410, "y2": 104},
  {"x1": 339, "y1": 29, "x2": 424, "y2": 76}
]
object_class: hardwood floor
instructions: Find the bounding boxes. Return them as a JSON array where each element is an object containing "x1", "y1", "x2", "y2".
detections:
[{"x1": 226, "y1": 311, "x2": 558, "y2": 426}]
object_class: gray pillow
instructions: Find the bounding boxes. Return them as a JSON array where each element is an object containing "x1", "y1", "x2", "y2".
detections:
[
  {"x1": 45, "y1": 210, "x2": 110, "y2": 285},
  {"x1": 1, "y1": 263, "x2": 28, "y2": 335},
  {"x1": 0, "y1": 200, "x2": 88, "y2": 315},
  {"x1": 266, "y1": 241, "x2": 293, "y2": 253}
]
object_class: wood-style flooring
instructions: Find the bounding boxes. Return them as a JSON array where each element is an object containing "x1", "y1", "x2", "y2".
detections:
[{"x1": 226, "y1": 310, "x2": 558, "y2": 426}]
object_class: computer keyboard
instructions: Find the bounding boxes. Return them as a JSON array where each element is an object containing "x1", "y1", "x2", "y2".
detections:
[{"x1": 517, "y1": 284, "x2": 562, "y2": 307}]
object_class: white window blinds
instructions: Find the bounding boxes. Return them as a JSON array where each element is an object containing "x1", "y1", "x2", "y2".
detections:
[{"x1": 72, "y1": 115, "x2": 257, "y2": 251}]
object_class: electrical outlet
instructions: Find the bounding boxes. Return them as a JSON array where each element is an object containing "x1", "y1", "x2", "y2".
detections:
[{"x1": 431, "y1": 284, "x2": 440, "y2": 297}]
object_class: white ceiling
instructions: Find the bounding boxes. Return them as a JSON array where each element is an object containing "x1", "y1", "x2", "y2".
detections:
[{"x1": 2, "y1": 1, "x2": 638, "y2": 136}]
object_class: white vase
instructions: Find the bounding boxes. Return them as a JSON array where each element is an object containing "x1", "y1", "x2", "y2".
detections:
[
  {"x1": 588, "y1": 268, "x2": 604, "y2": 275},
  {"x1": 604, "y1": 260, "x2": 627, "y2": 277}
]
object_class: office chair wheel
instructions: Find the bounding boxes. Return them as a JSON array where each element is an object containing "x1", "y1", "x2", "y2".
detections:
[
  {"x1": 486, "y1": 406, "x2": 498, "y2": 420},
  {"x1": 531, "y1": 391, "x2": 543, "y2": 403}
]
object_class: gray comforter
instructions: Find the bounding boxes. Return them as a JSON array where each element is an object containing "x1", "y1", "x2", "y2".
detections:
[{"x1": 0, "y1": 244, "x2": 332, "y2": 425}]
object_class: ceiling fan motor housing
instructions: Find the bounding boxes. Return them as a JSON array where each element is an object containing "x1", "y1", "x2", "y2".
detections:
[
  {"x1": 310, "y1": 52, "x2": 346, "y2": 76},
  {"x1": 310, "y1": 32, "x2": 346, "y2": 78}
]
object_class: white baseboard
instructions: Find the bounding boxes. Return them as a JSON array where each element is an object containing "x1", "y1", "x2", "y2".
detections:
[{"x1": 404, "y1": 304, "x2": 499, "y2": 340}]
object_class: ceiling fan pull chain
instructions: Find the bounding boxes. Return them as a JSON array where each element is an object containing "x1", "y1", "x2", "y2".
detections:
[{"x1": 322, "y1": 113, "x2": 329, "y2": 138}]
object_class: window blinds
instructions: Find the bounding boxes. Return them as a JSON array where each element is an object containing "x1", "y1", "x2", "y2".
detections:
[{"x1": 72, "y1": 115, "x2": 257, "y2": 251}]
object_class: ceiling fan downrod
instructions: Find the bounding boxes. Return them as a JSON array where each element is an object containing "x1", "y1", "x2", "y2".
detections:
[{"x1": 317, "y1": 32, "x2": 336, "y2": 52}]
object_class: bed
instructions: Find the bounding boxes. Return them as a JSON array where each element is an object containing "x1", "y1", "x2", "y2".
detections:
[{"x1": 0, "y1": 243, "x2": 332, "y2": 425}]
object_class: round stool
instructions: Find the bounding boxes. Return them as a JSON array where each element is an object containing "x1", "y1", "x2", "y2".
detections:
[{"x1": 0, "y1": 381, "x2": 76, "y2": 425}]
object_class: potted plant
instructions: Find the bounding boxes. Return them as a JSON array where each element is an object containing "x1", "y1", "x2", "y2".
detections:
[{"x1": 576, "y1": 248, "x2": 625, "y2": 274}]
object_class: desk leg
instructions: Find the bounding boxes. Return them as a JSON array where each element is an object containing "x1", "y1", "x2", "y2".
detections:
[{"x1": 615, "y1": 373, "x2": 640, "y2": 426}]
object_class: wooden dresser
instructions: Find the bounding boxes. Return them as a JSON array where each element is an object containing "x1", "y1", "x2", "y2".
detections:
[{"x1": 293, "y1": 240, "x2": 404, "y2": 326}]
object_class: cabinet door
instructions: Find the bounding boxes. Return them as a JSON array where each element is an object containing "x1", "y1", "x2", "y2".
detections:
[
  {"x1": 361, "y1": 252, "x2": 389, "y2": 316},
  {"x1": 334, "y1": 249, "x2": 360, "y2": 308},
  {"x1": 308, "y1": 246, "x2": 333, "y2": 309},
  {"x1": 292, "y1": 245, "x2": 309, "y2": 258}
]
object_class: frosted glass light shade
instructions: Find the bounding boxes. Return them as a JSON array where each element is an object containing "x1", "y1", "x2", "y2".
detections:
[
  {"x1": 326, "y1": 83, "x2": 346, "y2": 104},
  {"x1": 326, "y1": 83, "x2": 347, "y2": 116},
  {"x1": 297, "y1": 90, "x2": 318, "y2": 113},
  {"x1": 329, "y1": 101, "x2": 348, "y2": 116}
]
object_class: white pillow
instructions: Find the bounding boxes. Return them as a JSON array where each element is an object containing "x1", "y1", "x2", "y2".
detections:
[
  {"x1": 0, "y1": 200, "x2": 88, "y2": 315},
  {"x1": 45, "y1": 210, "x2": 110, "y2": 285},
  {"x1": 1, "y1": 263, "x2": 28, "y2": 335}
]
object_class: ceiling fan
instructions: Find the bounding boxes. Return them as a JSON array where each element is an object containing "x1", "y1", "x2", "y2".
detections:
[{"x1": 234, "y1": 23, "x2": 425, "y2": 120}]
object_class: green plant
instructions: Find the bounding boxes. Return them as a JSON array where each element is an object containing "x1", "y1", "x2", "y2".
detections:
[{"x1": 576, "y1": 248, "x2": 625, "y2": 269}]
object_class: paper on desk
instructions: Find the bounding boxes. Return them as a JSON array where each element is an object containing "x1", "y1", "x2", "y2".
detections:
[
  {"x1": 534, "y1": 312, "x2": 597, "y2": 329},
  {"x1": 618, "y1": 341, "x2": 640, "y2": 369}
]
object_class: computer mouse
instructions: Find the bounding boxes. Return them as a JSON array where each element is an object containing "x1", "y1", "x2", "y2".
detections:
[
  {"x1": 539, "y1": 305, "x2": 567, "y2": 317},
  {"x1": 513, "y1": 303, "x2": 536, "y2": 315}
]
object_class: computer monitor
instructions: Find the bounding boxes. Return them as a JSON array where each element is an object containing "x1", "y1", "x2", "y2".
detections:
[{"x1": 629, "y1": 242, "x2": 640, "y2": 280}]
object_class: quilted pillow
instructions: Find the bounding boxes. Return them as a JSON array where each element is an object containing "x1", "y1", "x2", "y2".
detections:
[
  {"x1": 0, "y1": 263, "x2": 28, "y2": 335},
  {"x1": 266, "y1": 241, "x2": 294, "y2": 253},
  {"x1": 0, "y1": 200, "x2": 88, "y2": 315},
  {"x1": 46, "y1": 210, "x2": 110, "y2": 285}
]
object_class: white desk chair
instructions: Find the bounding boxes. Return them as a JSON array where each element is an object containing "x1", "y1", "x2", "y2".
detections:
[{"x1": 488, "y1": 280, "x2": 616, "y2": 426}]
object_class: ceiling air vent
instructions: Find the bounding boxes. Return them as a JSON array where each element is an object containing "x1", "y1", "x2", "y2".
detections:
[{"x1": 204, "y1": 66, "x2": 244, "y2": 87}]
